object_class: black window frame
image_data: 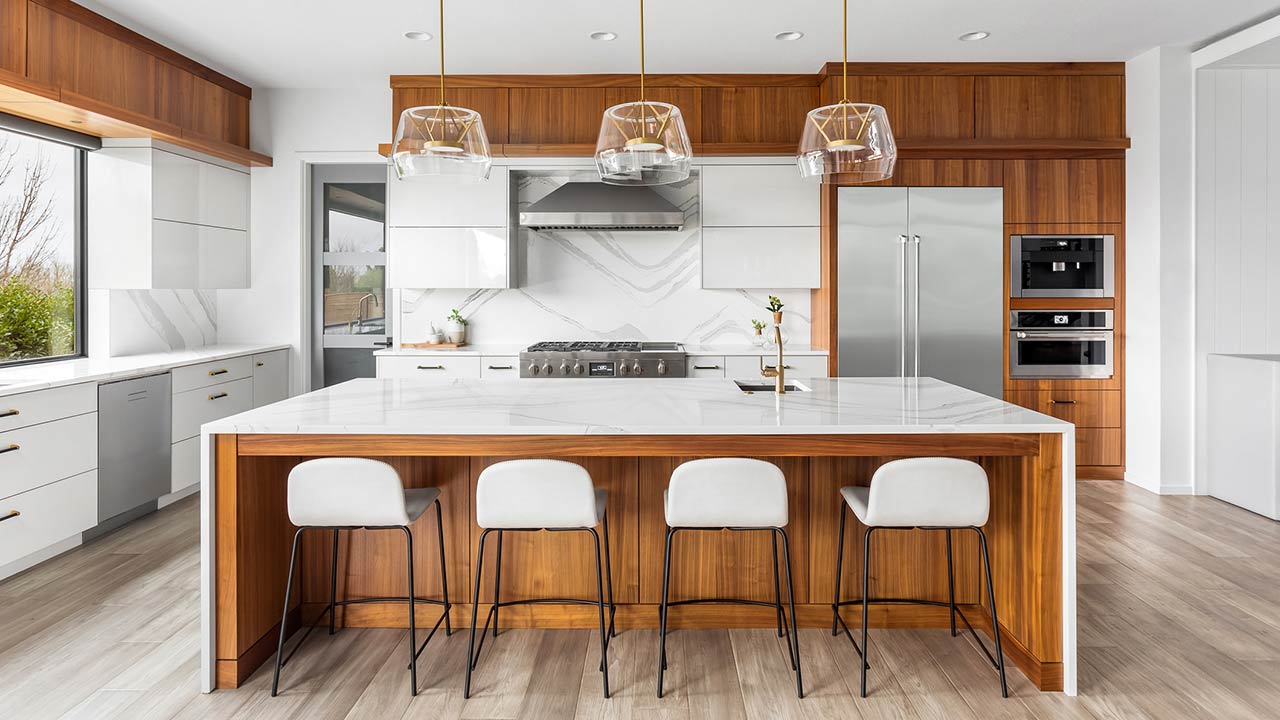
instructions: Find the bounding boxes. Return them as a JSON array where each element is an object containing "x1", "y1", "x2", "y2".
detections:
[{"x1": 0, "y1": 114, "x2": 97, "y2": 369}]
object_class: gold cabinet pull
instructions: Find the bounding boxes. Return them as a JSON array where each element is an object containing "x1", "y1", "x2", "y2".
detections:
[
  {"x1": 0, "y1": 409, "x2": 18, "y2": 418},
  {"x1": 417, "y1": 365, "x2": 446, "y2": 370},
  {"x1": 0, "y1": 510, "x2": 19, "y2": 522},
  {"x1": 693, "y1": 365, "x2": 721, "y2": 370},
  {"x1": 208, "y1": 392, "x2": 229, "y2": 400},
  {"x1": 208, "y1": 369, "x2": 229, "y2": 376},
  {"x1": 0, "y1": 444, "x2": 19, "y2": 455},
  {"x1": 1049, "y1": 400, "x2": 1077, "y2": 405},
  {"x1": 487, "y1": 365, "x2": 513, "y2": 370}
]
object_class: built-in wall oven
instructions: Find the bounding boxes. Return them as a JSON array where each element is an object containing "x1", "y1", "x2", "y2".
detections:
[
  {"x1": 1009, "y1": 310, "x2": 1114, "y2": 379},
  {"x1": 1011, "y1": 234, "x2": 1115, "y2": 298}
]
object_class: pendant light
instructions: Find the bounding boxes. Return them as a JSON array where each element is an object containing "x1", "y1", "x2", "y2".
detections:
[
  {"x1": 594, "y1": 0, "x2": 693, "y2": 185},
  {"x1": 796, "y1": 0, "x2": 896, "y2": 182},
  {"x1": 391, "y1": 0, "x2": 492, "y2": 183}
]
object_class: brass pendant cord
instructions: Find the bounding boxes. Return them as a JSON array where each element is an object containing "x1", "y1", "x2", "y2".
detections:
[
  {"x1": 438, "y1": 0, "x2": 447, "y2": 106},
  {"x1": 639, "y1": 0, "x2": 646, "y2": 103}
]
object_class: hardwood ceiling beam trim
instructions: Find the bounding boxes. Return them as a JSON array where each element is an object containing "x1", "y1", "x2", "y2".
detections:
[
  {"x1": 390, "y1": 73, "x2": 823, "y2": 89},
  {"x1": 815, "y1": 61, "x2": 1126, "y2": 78}
]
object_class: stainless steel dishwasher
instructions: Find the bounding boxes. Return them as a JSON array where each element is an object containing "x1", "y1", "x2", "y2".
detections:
[{"x1": 98, "y1": 372, "x2": 173, "y2": 523}]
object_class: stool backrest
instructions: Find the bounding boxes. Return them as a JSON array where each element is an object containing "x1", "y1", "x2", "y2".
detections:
[
  {"x1": 287, "y1": 458, "x2": 409, "y2": 527},
  {"x1": 476, "y1": 459, "x2": 598, "y2": 529},
  {"x1": 866, "y1": 457, "x2": 990, "y2": 527},
  {"x1": 666, "y1": 458, "x2": 788, "y2": 528}
]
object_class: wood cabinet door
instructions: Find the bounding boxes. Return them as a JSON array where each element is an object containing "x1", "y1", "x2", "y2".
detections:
[
  {"x1": 976, "y1": 76, "x2": 1125, "y2": 139},
  {"x1": 26, "y1": 3, "x2": 157, "y2": 118},
  {"x1": 1003, "y1": 159, "x2": 1123, "y2": 224}
]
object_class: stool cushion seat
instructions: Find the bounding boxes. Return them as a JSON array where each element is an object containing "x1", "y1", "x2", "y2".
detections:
[
  {"x1": 842, "y1": 457, "x2": 990, "y2": 528},
  {"x1": 287, "y1": 458, "x2": 433, "y2": 528},
  {"x1": 476, "y1": 459, "x2": 604, "y2": 529},
  {"x1": 665, "y1": 458, "x2": 788, "y2": 528}
]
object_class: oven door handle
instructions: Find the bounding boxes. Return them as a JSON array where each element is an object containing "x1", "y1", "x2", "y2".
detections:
[{"x1": 1014, "y1": 330, "x2": 1112, "y2": 339}]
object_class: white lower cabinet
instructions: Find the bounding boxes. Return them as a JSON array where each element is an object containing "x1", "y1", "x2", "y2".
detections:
[
  {"x1": 377, "y1": 355, "x2": 482, "y2": 380},
  {"x1": 0, "y1": 470, "x2": 97, "y2": 568},
  {"x1": 0, "y1": 412, "x2": 98, "y2": 500},
  {"x1": 686, "y1": 356, "x2": 727, "y2": 378},
  {"x1": 252, "y1": 350, "x2": 289, "y2": 407},
  {"x1": 724, "y1": 354, "x2": 829, "y2": 379},
  {"x1": 171, "y1": 436, "x2": 200, "y2": 493},
  {"x1": 172, "y1": 377, "x2": 254, "y2": 442}
]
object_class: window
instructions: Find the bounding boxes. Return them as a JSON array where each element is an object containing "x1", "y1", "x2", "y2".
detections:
[{"x1": 0, "y1": 124, "x2": 85, "y2": 366}]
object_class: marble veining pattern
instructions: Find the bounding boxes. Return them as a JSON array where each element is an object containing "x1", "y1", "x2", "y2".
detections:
[
  {"x1": 398, "y1": 170, "x2": 812, "y2": 345},
  {"x1": 109, "y1": 290, "x2": 218, "y2": 355},
  {"x1": 204, "y1": 376, "x2": 1070, "y2": 436}
]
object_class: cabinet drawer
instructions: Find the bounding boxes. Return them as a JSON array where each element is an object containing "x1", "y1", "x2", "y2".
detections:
[
  {"x1": 376, "y1": 356, "x2": 482, "y2": 380},
  {"x1": 172, "y1": 377, "x2": 253, "y2": 441},
  {"x1": 0, "y1": 383, "x2": 96, "y2": 433},
  {"x1": 1006, "y1": 390, "x2": 1120, "y2": 428},
  {"x1": 0, "y1": 413, "x2": 98, "y2": 501},
  {"x1": 172, "y1": 355, "x2": 254, "y2": 393},
  {"x1": 725, "y1": 354, "x2": 829, "y2": 379},
  {"x1": 171, "y1": 436, "x2": 200, "y2": 493},
  {"x1": 1077, "y1": 428, "x2": 1123, "y2": 466},
  {"x1": 481, "y1": 356, "x2": 520, "y2": 379},
  {"x1": 253, "y1": 350, "x2": 289, "y2": 407},
  {"x1": 0, "y1": 470, "x2": 98, "y2": 568},
  {"x1": 687, "y1": 356, "x2": 727, "y2": 378}
]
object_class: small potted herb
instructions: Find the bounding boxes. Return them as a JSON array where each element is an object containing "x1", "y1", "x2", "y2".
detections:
[
  {"x1": 766, "y1": 296, "x2": 784, "y2": 325},
  {"x1": 445, "y1": 309, "x2": 468, "y2": 344}
]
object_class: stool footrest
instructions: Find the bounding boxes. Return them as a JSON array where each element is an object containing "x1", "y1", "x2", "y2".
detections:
[{"x1": 832, "y1": 597, "x2": 1002, "y2": 671}]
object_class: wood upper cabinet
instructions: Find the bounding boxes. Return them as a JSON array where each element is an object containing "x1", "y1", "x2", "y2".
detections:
[
  {"x1": 700, "y1": 86, "x2": 817, "y2": 144},
  {"x1": 975, "y1": 76, "x2": 1125, "y2": 139},
  {"x1": 1003, "y1": 159, "x2": 1123, "y2": 223},
  {"x1": 156, "y1": 62, "x2": 250, "y2": 147},
  {"x1": 26, "y1": 2, "x2": 157, "y2": 118},
  {"x1": 822, "y1": 75, "x2": 975, "y2": 139},
  {"x1": 392, "y1": 87, "x2": 510, "y2": 144},
  {"x1": 1, "y1": 0, "x2": 25, "y2": 75}
]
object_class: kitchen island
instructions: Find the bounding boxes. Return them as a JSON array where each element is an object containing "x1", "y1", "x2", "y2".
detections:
[{"x1": 199, "y1": 377, "x2": 1076, "y2": 695}]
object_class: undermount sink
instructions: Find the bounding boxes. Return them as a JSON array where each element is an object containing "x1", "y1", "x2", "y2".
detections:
[{"x1": 735, "y1": 380, "x2": 811, "y2": 393}]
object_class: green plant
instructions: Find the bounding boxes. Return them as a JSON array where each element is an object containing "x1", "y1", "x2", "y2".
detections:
[
  {"x1": 447, "y1": 308, "x2": 468, "y2": 326},
  {"x1": 750, "y1": 319, "x2": 766, "y2": 331},
  {"x1": 0, "y1": 277, "x2": 72, "y2": 360},
  {"x1": 766, "y1": 296, "x2": 784, "y2": 313}
]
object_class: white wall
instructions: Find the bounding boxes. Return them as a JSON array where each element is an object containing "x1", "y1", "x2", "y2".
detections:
[
  {"x1": 216, "y1": 87, "x2": 390, "y2": 393},
  {"x1": 1124, "y1": 46, "x2": 1195, "y2": 495},
  {"x1": 1194, "y1": 67, "x2": 1280, "y2": 494}
]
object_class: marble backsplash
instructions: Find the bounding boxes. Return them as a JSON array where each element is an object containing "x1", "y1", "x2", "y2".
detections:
[
  {"x1": 89, "y1": 289, "x2": 218, "y2": 357},
  {"x1": 397, "y1": 170, "x2": 811, "y2": 346}
]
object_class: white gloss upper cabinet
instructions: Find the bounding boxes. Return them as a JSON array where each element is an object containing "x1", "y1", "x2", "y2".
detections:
[
  {"x1": 701, "y1": 165, "x2": 820, "y2": 227},
  {"x1": 145, "y1": 149, "x2": 249, "y2": 231},
  {"x1": 387, "y1": 166, "x2": 510, "y2": 227},
  {"x1": 387, "y1": 227, "x2": 511, "y2": 289},
  {"x1": 702, "y1": 227, "x2": 821, "y2": 289}
]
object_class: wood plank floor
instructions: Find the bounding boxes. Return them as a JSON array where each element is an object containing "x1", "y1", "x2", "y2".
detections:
[{"x1": 3, "y1": 480, "x2": 1280, "y2": 719}]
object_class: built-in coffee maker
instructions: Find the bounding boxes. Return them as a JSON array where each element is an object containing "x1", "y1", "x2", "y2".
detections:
[{"x1": 1010, "y1": 234, "x2": 1115, "y2": 298}]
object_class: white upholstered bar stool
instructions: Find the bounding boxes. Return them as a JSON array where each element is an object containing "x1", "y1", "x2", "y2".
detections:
[
  {"x1": 270, "y1": 458, "x2": 452, "y2": 698},
  {"x1": 831, "y1": 457, "x2": 1008, "y2": 698},
  {"x1": 658, "y1": 458, "x2": 802, "y2": 698},
  {"x1": 465, "y1": 459, "x2": 615, "y2": 699}
]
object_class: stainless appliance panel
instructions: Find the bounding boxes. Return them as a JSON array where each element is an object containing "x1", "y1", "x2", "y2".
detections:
[
  {"x1": 908, "y1": 187, "x2": 1005, "y2": 399},
  {"x1": 837, "y1": 187, "x2": 909, "y2": 378},
  {"x1": 1009, "y1": 330, "x2": 1114, "y2": 379},
  {"x1": 98, "y1": 373, "x2": 172, "y2": 522},
  {"x1": 1011, "y1": 234, "x2": 1115, "y2": 298}
]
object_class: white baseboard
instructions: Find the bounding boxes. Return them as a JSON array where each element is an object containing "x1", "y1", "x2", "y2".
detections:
[
  {"x1": 159, "y1": 484, "x2": 200, "y2": 508},
  {"x1": 1158, "y1": 484, "x2": 1196, "y2": 495},
  {"x1": 0, "y1": 534, "x2": 83, "y2": 582}
]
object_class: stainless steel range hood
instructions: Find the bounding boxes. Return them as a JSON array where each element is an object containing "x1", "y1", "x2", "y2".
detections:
[{"x1": 519, "y1": 182, "x2": 684, "y2": 231}]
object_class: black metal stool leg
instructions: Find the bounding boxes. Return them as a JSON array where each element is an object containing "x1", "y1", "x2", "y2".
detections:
[
  {"x1": 946, "y1": 528, "x2": 957, "y2": 637},
  {"x1": 434, "y1": 499, "x2": 452, "y2": 636},
  {"x1": 832, "y1": 504, "x2": 846, "y2": 636},
  {"x1": 492, "y1": 530, "x2": 504, "y2": 638},
  {"x1": 777, "y1": 528, "x2": 803, "y2": 698},
  {"x1": 464, "y1": 528, "x2": 491, "y2": 699},
  {"x1": 589, "y1": 528, "x2": 611, "y2": 698},
  {"x1": 329, "y1": 528, "x2": 339, "y2": 635},
  {"x1": 403, "y1": 526, "x2": 418, "y2": 696},
  {"x1": 977, "y1": 527, "x2": 1009, "y2": 698},
  {"x1": 603, "y1": 510, "x2": 617, "y2": 638},
  {"x1": 657, "y1": 527, "x2": 675, "y2": 698},
  {"x1": 271, "y1": 527, "x2": 305, "y2": 697},
  {"x1": 772, "y1": 531, "x2": 785, "y2": 639},
  {"x1": 860, "y1": 527, "x2": 874, "y2": 698}
]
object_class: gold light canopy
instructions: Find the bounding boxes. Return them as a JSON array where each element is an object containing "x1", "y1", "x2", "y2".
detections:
[
  {"x1": 796, "y1": 0, "x2": 897, "y2": 182},
  {"x1": 594, "y1": 0, "x2": 693, "y2": 185},
  {"x1": 391, "y1": 0, "x2": 492, "y2": 183}
]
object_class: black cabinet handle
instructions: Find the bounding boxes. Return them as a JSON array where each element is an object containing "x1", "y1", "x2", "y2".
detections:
[
  {"x1": 487, "y1": 365, "x2": 513, "y2": 370},
  {"x1": 1049, "y1": 400, "x2": 1077, "y2": 405},
  {"x1": 0, "y1": 444, "x2": 18, "y2": 455},
  {"x1": 0, "y1": 510, "x2": 19, "y2": 522},
  {"x1": 417, "y1": 365, "x2": 446, "y2": 370},
  {"x1": 693, "y1": 365, "x2": 722, "y2": 370},
  {"x1": 763, "y1": 364, "x2": 794, "y2": 370},
  {"x1": 256, "y1": 361, "x2": 265, "y2": 367},
  {"x1": 208, "y1": 392, "x2": 228, "y2": 400},
  {"x1": 0, "y1": 409, "x2": 17, "y2": 418},
  {"x1": 208, "y1": 369, "x2": 229, "y2": 376}
]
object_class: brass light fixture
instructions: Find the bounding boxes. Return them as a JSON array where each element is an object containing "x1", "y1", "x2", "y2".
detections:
[
  {"x1": 391, "y1": 0, "x2": 492, "y2": 183},
  {"x1": 594, "y1": 0, "x2": 693, "y2": 185},
  {"x1": 796, "y1": 0, "x2": 896, "y2": 182}
]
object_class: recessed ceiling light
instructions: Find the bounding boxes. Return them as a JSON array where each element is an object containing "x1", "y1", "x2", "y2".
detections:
[
  {"x1": 590, "y1": 31, "x2": 618, "y2": 41},
  {"x1": 403, "y1": 30, "x2": 432, "y2": 41},
  {"x1": 958, "y1": 31, "x2": 990, "y2": 42},
  {"x1": 775, "y1": 31, "x2": 804, "y2": 41}
]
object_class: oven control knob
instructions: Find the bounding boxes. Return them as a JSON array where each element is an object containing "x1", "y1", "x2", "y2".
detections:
[
  {"x1": 619, "y1": 362, "x2": 631, "y2": 376},
  {"x1": 632, "y1": 361, "x2": 644, "y2": 376},
  {"x1": 528, "y1": 363, "x2": 540, "y2": 376},
  {"x1": 657, "y1": 359, "x2": 668, "y2": 376},
  {"x1": 572, "y1": 362, "x2": 584, "y2": 375},
  {"x1": 559, "y1": 362, "x2": 570, "y2": 376},
  {"x1": 541, "y1": 362, "x2": 554, "y2": 376}
]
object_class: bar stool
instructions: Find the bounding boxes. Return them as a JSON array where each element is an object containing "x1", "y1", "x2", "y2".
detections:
[
  {"x1": 831, "y1": 457, "x2": 1008, "y2": 698},
  {"x1": 465, "y1": 459, "x2": 615, "y2": 698},
  {"x1": 658, "y1": 458, "x2": 802, "y2": 698},
  {"x1": 270, "y1": 458, "x2": 452, "y2": 697}
]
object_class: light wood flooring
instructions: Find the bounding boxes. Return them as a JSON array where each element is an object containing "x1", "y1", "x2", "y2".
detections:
[{"x1": 2, "y1": 480, "x2": 1280, "y2": 719}]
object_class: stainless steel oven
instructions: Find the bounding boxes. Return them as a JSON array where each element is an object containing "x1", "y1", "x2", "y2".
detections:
[
  {"x1": 1011, "y1": 234, "x2": 1115, "y2": 298},
  {"x1": 1009, "y1": 310, "x2": 1114, "y2": 379}
]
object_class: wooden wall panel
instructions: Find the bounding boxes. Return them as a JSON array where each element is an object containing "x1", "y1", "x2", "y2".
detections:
[
  {"x1": 392, "y1": 87, "x2": 510, "y2": 144},
  {"x1": 822, "y1": 75, "x2": 975, "y2": 139},
  {"x1": 506, "y1": 87, "x2": 606, "y2": 144},
  {"x1": 864, "y1": 159, "x2": 1003, "y2": 187},
  {"x1": 700, "y1": 86, "x2": 817, "y2": 144},
  {"x1": 603, "y1": 87, "x2": 702, "y2": 144},
  {"x1": 26, "y1": 2, "x2": 157, "y2": 119},
  {"x1": 976, "y1": 76, "x2": 1125, "y2": 139},
  {"x1": 0, "y1": 0, "x2": 25, "y2": 75},
  {"x1": 1003, "y1": 159, "x2": 1123, "y2": 223}
]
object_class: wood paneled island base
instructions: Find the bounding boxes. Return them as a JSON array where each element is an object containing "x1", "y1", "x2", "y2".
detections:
[{"x1": 211, "y1": 431, "x2": 1066, "y2": 693}]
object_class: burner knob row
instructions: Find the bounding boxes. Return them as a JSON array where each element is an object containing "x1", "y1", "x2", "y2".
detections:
[{"x1": 529, "y1": 361, "x2": 586, "y2": 376}]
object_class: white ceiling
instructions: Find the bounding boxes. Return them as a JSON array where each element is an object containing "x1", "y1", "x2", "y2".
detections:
[
  {"x1": 80, "y1": 0, "x2": 1280, "y2": 89},
  {"x1": 1209, "y1": 35, "x2": 1280, "y2": 67}
]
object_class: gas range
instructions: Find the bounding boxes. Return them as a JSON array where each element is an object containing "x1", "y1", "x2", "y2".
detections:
[{"x1": 519, "y1": 341, "x2": 687, "y2": 378}]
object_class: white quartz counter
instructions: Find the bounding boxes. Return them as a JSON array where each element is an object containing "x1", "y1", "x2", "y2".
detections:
[
  {"x1": 203, "y1": 376, "x2": 1068, "y2": 436},
  {"x1": 374, "y1": 344, "x2": 829, "y2": 357},
  {"x1": 0, "y1": 343, "x2": 291, "y2": 397}
]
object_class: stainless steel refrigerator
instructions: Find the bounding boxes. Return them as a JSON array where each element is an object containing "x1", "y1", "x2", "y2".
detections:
[{"x1": 836, "y1": 187, "x2": 1004, "y2": 397}]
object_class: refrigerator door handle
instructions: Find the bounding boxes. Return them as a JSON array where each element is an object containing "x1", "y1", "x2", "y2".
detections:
[
  {"x1": 912, "y1": 234, "x2": 922, "y2": 377},
  {"x1": 898, "y1": 234, "x2": 909, "y2": 377}
]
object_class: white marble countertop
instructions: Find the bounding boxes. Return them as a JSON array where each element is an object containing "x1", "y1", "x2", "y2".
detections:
[
  {"x1": 203, "y1": 376, "x2": 1068, "y2": 435},
  {"x1": 0, "y1": 343, "x2": 291, "y2": 397},
  {"x1": 374, "y1": 343, "x2": 829, "y2": 357}
]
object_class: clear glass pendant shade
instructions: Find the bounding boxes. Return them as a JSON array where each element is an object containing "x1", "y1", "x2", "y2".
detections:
[
  {"x1": 392, "y1": 105, "x2": 492, "y2": 183},
  {"x1": 796, "y1": 102, "x2": 897, "y2": 182},
  {"x1": 594, "y1": 101, "x2": 693, "y2": 186}
]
